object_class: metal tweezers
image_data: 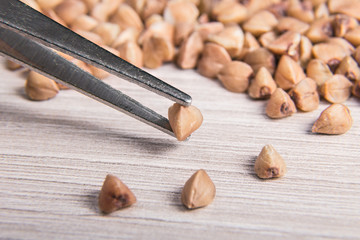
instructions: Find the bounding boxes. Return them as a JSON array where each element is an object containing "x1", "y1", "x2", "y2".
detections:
[{"x1": 0, "y1": 0, "x2": 192, "y2": 138}]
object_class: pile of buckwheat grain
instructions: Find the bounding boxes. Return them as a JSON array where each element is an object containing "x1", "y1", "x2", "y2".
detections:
[{"x1": 6, "y1": 0, "x2": 359, "y2": 138}]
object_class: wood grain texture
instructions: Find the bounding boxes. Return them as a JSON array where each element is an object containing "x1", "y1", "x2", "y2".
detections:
[{"x1": 0, "y1": 57, "x2": 359, "y2": 239}]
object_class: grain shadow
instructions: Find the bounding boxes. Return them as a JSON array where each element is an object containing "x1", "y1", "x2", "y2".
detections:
[
  {"x1": 306, "y1": 124, "x2": 316, "y2": 134},
  {"x1": 170, "y1": 187, "x2": 188, "y2": 212},
  {"x1": 16, "y1": 86, "x2": 28, "y2": 100},
  {"x1": 83, "y1": 189, "x2": 100, "y2": 214},
  {"x1": 246, "y1": 155, "x2": 259, "y2": 180}
]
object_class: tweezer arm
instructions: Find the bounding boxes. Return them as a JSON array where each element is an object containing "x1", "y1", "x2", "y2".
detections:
[
  {"x1": 0, "y1": 0, "x2": 191, "y2": 106},
  {"x1": 0, "y1": 26, "x2": 176, "y2": 136}
]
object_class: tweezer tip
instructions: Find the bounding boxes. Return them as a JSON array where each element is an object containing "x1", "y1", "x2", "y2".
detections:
[{"x1": 183, "y1": 95, "x2": 192, "y2": 106}]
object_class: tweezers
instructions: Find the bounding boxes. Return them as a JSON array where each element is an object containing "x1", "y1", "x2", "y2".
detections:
[{"x1": 0, "y1": 0, "x2": 192, "y2": 138}]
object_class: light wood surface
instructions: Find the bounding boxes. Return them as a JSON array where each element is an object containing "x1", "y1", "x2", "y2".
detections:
[{"x1": 1, "y1": 57, "x2": 359, "y2": 239}]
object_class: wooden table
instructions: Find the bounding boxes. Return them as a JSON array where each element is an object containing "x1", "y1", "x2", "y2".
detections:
[{"x1": 1, "y1": 57, "x2": 359, "y2": 239}]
